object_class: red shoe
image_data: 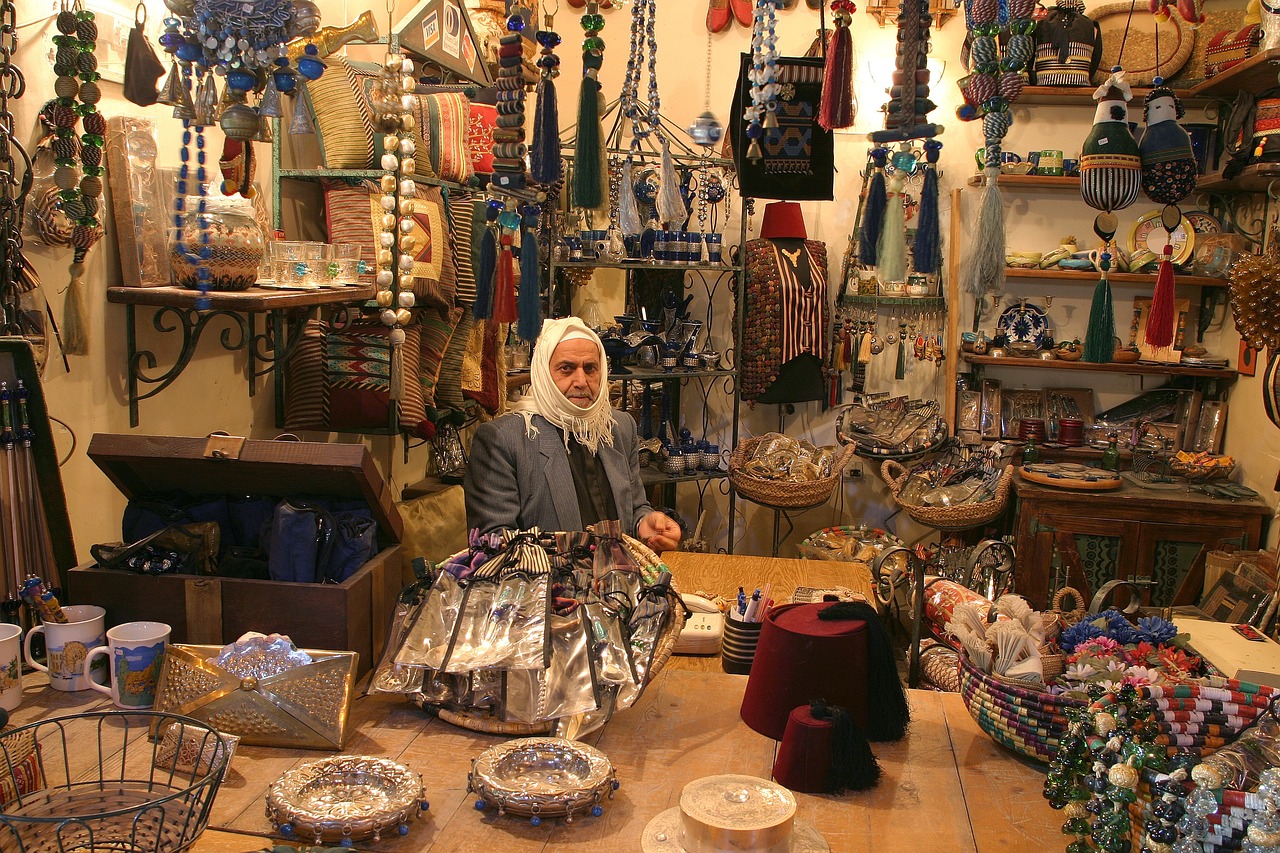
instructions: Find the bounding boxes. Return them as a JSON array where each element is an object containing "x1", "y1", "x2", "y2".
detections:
[
  {"x1": 731, "y1": 0, "x2": 754, "y2": 28},
  {"x1": 707, "y1": 0, "x2": 732, "y2": 32}
]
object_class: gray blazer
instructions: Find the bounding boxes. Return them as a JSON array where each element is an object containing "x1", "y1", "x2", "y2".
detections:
[{"x1": 464, "y1": 410, "x2": 656, "y2": 537}]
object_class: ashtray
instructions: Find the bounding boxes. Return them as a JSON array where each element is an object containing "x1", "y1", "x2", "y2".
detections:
[
  {"x1": 469, "y1": 737, "x2": 619, "y2": 825},
  {"x1": 266, "y1": 755, "x2": 429, "y2": 845}
]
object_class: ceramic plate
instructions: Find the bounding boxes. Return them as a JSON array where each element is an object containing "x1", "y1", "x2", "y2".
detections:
[
  {"x1": 996, "y1": 302, "x2": 1050, "y2": 345},
  {"x1": 1184, "y1": 210, "x2": 1222, "y2": 235},
  {"x1": 1128, "y1": 209, "x2": 1195, "y2": 265}
]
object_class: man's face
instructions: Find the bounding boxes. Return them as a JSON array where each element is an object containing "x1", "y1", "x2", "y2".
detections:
[{"x1": 550, "y1": 338, "x2": 602, "y2": 407}]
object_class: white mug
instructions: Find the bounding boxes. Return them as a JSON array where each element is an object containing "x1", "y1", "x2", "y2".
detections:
[
  {"x1": 0, "y1": 623, "x2": 21, "y2": 711},
  {"x1": 84, "y1": 621, "x2": 171, "y2": 709},
  {"x1": 24, "y1": 604, "x2": 106, "y2": 692}
]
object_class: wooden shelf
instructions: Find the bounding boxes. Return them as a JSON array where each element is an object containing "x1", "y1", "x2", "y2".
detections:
[
  {"x1": 107, "y1": 284, "x2": 375, "y2": 311},
  {"x1": 553, "y1": 259, "x2": 743, "y2": 274},
  {"x1": 966, "y1": 173, "x2": 1079, "y2": 189},
  {"x1": 1187, "y1": 48, "x2": 1280, "y2": 99},
  {"x1": 1018, "y1": 85, "x2": 1158, "y2": 106},
  {"x1": 839, "y1": 294, "x2": 946, "y2": 307},
  {"x1": 1003, "y1": 268, "x2": 1228, "y2": 288},
  {"x1": 962, "y1": 354, "x2": 1237, "y2": 379},
  {"x1": 1196, "y1": 163, "x2": 1280, "y2": 194},
  {"x1": 1017, "y1": 82, "x2": 1222, "y2": 107}
]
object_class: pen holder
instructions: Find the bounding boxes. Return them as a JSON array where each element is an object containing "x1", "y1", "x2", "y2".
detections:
[{"x1": 721, "y1": 615, "x2": 764, "y2": 675}]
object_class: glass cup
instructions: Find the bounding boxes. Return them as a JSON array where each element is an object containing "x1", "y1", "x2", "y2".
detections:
[
  {"x1": 271, "y1": 241, "x2": 306, "y2": 285},
  {"x1": 300, "y1": 242, "x2": 333, "y2": 287},
  {"x1": 331, "y1": 244, "x2": 363, "y2": 284}
]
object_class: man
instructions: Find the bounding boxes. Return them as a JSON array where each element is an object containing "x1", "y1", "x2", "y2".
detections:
[{"x1": 465, "y1": 317, "x2": 683, "y2": 552}]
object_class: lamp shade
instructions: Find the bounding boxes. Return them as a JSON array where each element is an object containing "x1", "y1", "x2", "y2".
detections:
[{"x1": 739, "y1": 603, "x2": 868, "y2": 741}]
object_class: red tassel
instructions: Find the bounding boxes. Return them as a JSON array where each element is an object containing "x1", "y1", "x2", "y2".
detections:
[
  {"x1": 492, "y1": 233, "x2": 518, "y2": 324},
  {"x1": 818, "y1": 19, "x2": 854, "y2": 131},
  {"x1": 1145, "y1": 243, "x2": 1177, "y2": 350}
]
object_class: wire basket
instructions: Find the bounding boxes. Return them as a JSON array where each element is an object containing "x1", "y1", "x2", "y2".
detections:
[
  {"x1": 1131, "y1": 448, "x2": 1170, "y2": 479},
  {"x1": 881, "y1": 461, "x2": 1015, "y2": 531},
  {"x1": 0, "y1": 711, "x2": 230, "y2": 853},
  {"x1": 728, "y1": 440, "x2": 855, "y2": 509}
]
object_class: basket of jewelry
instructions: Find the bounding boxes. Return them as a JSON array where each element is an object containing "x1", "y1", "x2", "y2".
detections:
[
  {"x1": 368, "y1": 522, "x2": 683, "y2": 739},
  {"x1": 727, "y1": 433, "x2": 855, "y2": 509},
  {"x1": 881, "y1": 443, "x2": 1014, "y2": 531}
]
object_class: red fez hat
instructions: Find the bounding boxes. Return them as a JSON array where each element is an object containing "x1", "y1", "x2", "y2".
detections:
[
  {"x1": 773, "y1": 702, "x2": 882, "y2": 794},
  {"x1": 740, "y1": 603, "x2": 869, "y2": 740}
]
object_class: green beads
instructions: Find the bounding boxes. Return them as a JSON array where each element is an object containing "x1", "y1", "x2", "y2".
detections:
[
  {"x1": 583, "y1": 36, "x2": 604, "y2": 52},
  {"x1": 580, "y1": 13, "x2": 604, "y2": 32}
]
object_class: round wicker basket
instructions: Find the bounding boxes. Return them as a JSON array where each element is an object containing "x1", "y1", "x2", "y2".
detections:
[
  {"x1": 433, "y1": 534, "x2": 684, "y2": 736},
  {"x1": 881, "y1": 461, "x2": 1014, "y2": 531},
  {"x1": 728, "y1": 440, "x2": 855, "y2": 510}
]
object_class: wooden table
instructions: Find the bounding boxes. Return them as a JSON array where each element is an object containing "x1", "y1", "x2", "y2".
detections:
[
  {"x1": 12, "y1": 672, "x2": 1059, "y2": 853},
  {"x1": 1013, "y1": 476, "x2": 1270, "y2": 609}
]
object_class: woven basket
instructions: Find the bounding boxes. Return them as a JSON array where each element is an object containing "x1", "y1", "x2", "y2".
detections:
[
  {"x1": 433, "y1": 534, "x2": 684, "y2": 736},
  {"x1": 728, "y1": 440, "x2": 855, "y2": 509},
  {"x1": 959, "y1": 652, "x2": 1279, "y2": 765},
  {"x1": 881, "y1": 461, "x2": 1014, "y2": 531}
]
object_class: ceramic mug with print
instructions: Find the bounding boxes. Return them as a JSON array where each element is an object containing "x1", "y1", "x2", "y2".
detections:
[
  {"x1": 25, "y1": 604, "x2": 106, "y2": 692},
  {"x1": 0, "y1": 623, "x2": 21, "y2": 711},
  {"x1": 84, "y1": 621, "x2": 171, "y2": 709}
]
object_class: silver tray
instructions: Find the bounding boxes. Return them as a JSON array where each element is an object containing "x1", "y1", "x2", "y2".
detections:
[
  {"x1": 468, "y1": 737, "x2": 618, "y2": 824},
  {"x1": 266, "y1": 755, "x2": 429, "y2": 844}
]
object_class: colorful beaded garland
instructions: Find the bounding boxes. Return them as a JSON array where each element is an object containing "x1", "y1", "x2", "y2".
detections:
[
  {"x1": 743, "y1": 0, "x2": 779, "y2": 162},
  {"x1": 373, "y1": 52, "x2": 419, "y2": 345},
  {"x1": 51, "y1": 4, "x2": 104, "y2": 256}
]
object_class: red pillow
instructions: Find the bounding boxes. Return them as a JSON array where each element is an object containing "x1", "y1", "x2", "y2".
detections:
[{"x1": 468, "y1": 102, "x2": 497, "y2": 175}]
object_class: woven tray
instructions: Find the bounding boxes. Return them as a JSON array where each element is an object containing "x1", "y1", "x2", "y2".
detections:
[
  {"x1": 729, "y1": 440, "x2": 855, "y2": 509},
  {"x1": 434, "y1": 534, "x2": 684, "y2": 736},
  {"x1": 882, "y1": 461, "x2": 1014, "y2": 531}
]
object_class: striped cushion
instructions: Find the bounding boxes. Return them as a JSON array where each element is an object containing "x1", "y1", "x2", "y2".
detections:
[
  {"x1": 323, "y1": 179, "x2": 378, "y2": 286},
  {"x1": 446, "y1": 190, "x2": 478, "y2": 303},
  {"x1": 423, "y1": 93, "x2": 475, "y2": 184},
  {"x1": 436, "y1": 309, "x2": 474, "y2": 411},
  {"x1": 419, "y1": 305, "x2": 463, "y2": 410},
  {"x1": 303, "y1": 57, "x2": 377, "y2": 169}
]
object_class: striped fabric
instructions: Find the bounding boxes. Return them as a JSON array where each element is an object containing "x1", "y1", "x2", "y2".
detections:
[
  {"x1": 773, "y1": 241, "x2": 827, "y2": 364},
  {"x1": 436, "y1": 309, "x2": 474, "y2": 411},
  {"x1": 0, "y1": 728, "x2": 43, "y2": 808},
  {"x1": 284, "y1": 320, "x2": 328, "y2": 434},
  {"x1": 446, "y1": 190, "x2": 478, "y2": 304},
  {"x1": 423, "y1": 93, "x2": 475, "y2": 184},
  {"x1": 419, "y1": 306, "x2": 463, "y2": 409},
  {"x1": 1080, "y1": 154, "x2": 1141, "y2": 211},
  {"x1": 323, "y1": 180, "x2": 378, "y2": 286},
  {"x1": 1254, "y1": 97, "x2": 1280, "y2": 139},
  {"x1": 1034, "y1": 43, "x2": 1096, "y2": 86},
  {"x1": 303, "y1": 57, "x2": 378, "y2": 169}
]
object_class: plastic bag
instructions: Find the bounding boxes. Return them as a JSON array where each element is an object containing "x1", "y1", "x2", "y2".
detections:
[
  {"x1": 616, "y1": 572, "x2": 673, "y2": 708},
  {"x1": 394, "y1": 569, "x2": 465, "y2": 671}
]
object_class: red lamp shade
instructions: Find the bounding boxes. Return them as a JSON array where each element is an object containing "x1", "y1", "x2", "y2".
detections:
[
  {"x1": 739, "y1": 603, "x2": 868, "y2": 741},
  {"x1": 772, "y1": 705, "x2": 834, "y2": 793}
]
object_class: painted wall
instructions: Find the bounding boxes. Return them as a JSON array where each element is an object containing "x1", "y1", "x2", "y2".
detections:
[{"x1": 11, "y1": 0, "x2": 1267, "y2": 564}]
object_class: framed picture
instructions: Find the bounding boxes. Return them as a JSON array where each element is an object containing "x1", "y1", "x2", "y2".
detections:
[
  {"x1": 1129, "y1": 296, "x2": 1193, "y2": 364},
  {"x1": 1046, "y1": 387, "x2": 1096, "y2": 428},
  {"x1": 84, "y1": 1, "x2": 134, "y2": 85},
  {"x1": 1239, "y1": 340, "x2": 1260, "y2": 377}
]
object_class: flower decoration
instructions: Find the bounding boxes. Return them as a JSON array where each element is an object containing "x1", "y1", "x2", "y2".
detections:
[{"x1": 1059, "y1": 609, "x2": 1179, "y2": 652}]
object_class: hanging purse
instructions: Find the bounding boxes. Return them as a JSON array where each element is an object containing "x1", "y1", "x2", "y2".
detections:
[{"x1": 123, "y1": 2, "x2": 166, "y2": 107}]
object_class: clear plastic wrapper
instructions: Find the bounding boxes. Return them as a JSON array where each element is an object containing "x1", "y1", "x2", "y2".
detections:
[
  {"x1": 442, "y1": 574, "x2": 550, "y2": 672},
  {"x1": 584, "y1": 601, "x2": 635, "y2": 687},
  {"x1": 211, "y1": 632, "x2": 312, "y2": 679},
  {"x1": 441, "y1": 582, "x2": 499, "y2": 673},
  {"x1": 394, "y1": 569, "x2": 464, "y2": 670},
  {"x1": 368, "y1": 582, "x2": 430, "y2": 695},
  {"x1": 467, "y1": 669, "x2": 504, "y2": 710},
  {"x1": 1197, "y1": 714, "x2": 1280, "y2": 791},
  {"x1": 555, "y1": 685, "x2": 619, "y2": 740},
  {"x1": 616, "y1": 574, "x2": 673, "y2": 708}
]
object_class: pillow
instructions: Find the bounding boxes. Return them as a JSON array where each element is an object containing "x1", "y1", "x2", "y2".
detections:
[
  {"x1": 468, "y1": 102, "x2": 497, "y2": 175},
  {"x1": 303, "y1": 56, "x2": 377, "y2": 169},
  {"x1": 419, "y1": 305, "x2": 464, "y2": 412},
  {"x1": 323, "y1": 179, "x2": 458, "y2": 309},
  {"x1": 284, "y1": 319, "x2": 431, "y2": 438},
  {"x1": 435, "y1": 309, "x2": 473, "y2": 411},
  {"x1": 418, "y1": 92, "x2": 475, "y2": 184},
  {"x1": 462, "y1": 318, "x2": 504, "y2": 415},
  {"x1": 446, "y1": 189, "x2": 478, "y2": 304}
]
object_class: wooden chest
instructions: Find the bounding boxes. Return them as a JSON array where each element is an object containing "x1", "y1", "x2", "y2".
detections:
[{"x1": 67, "y1": 433, "x2": 404, "y2": 676}]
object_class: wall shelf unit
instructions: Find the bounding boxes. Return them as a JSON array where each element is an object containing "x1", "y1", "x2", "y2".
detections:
[{"x1": 960, "y1": 353, "x2": 1237, "y2": 380}]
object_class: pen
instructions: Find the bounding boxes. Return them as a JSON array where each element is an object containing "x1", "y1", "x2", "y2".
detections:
[
  {"x1": 744, "y1": 588, "x2": 762, "y2": 622},
  {"x1": 737, "y1": 587, "x2": 746, "y2": 617}
]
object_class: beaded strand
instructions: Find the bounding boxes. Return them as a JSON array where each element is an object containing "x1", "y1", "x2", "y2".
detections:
[{"x1": 743, "y1": 0, "x2": 779, "y2": 162}]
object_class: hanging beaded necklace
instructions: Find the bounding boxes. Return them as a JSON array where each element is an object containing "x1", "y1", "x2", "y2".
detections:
[
  {"x1": 620, "y1": 0, "x2": 661, "y2": 145},
  {"x1": 743, "y1": 0, "x2": 779, "y2": 162},
  {"x1": 373, "y1": 50, "x2": 418, "y2": 351},
  {"x1": 51, "y1": 1, "x2": 103, "y2": 354}
]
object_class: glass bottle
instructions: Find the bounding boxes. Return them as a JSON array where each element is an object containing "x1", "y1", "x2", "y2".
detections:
[
  {"x1": 1100, "y1": 432, "x2": 1121, "y2": 471},
  {"x1": 1022, "y1": 435, "x2": 1041, "y2": 465}
]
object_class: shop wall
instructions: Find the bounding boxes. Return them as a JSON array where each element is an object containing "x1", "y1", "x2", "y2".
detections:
[{"x1": 12, "y1": 0, "x2": 1268, "y2": 564}]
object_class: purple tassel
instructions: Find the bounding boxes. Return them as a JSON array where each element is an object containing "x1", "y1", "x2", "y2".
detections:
[
  {"x1": 912, "y1": 140, "x2": 942, "y2": 274},
  {"x1": 859, "y1": 148, "x2": 888, "y2": 266},
  {"x1": 530, "y1": 77, "x2": 561, "y2": 185},
  {"x1": 518, "y1": 213, "x2": 543, "y2": 342}
]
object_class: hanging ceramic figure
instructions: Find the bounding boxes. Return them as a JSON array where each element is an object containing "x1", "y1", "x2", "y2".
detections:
[
  {"x1": 1079, "y1": 70, "x2": 1142, "y2": 215},
  {"x1": 1139, "y1": 83, "x2": 1198, "y2": 207}
]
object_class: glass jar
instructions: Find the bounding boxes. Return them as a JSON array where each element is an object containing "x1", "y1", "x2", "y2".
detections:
[{"x1": 169, "y1": 194, "x2": 265, "y2": 292}]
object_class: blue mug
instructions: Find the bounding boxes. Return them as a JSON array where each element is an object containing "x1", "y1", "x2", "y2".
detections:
[{"x1": 705, "y1": 233, "x2": 723, "y2": 264}]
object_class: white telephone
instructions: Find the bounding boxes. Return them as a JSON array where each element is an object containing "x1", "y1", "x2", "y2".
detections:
[{"x1": 675, "y1": 594, "x2": 725, "y2": 656}]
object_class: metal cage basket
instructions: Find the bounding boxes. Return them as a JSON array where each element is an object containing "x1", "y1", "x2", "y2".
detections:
[{"x1": 0, "y1": 711, "x2": 231, "y2": 853}]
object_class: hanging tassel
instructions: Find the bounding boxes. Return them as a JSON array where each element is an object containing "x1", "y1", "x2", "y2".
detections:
[
  {"x1": 1145, "y1": 243, "x2": 1177, "y2": 350},
  {"x1": 818, "y1": 601, "x2": 910, "y2": 741},
  {"x1": 573, "y1": 73, "x2": 603, "y2": 209},
  {"x1": 492, "y1": 230, "x2": 518, "y2": 325},
  {"x1": 518, "y1": 215, "x2": 543, "y2": 343},
  {"x1": 858, "y1": 148, "x2": 888, "y2": 266},
  {"x1": 895, "y1": 332, "x2": 906, "y2": 381},
  {"x1": 530, "y1": 75, "x2": 561, "y2": 185},
  {"x1": 912, "y1": 140, "x2": 942, "y2": 275},
  {"x1": 809, "y1": 700, "x2": 881, "y2": 793},
  {"x1": 960, "y1": 166, "x2": 1006, "y2": 299},
  {"x1": 474, "y1": 221, "x2": 498, "y2": 320},
  {"x1": 817, "y1": 8, "x2": 855, "y2": 130},
  {"x1": 62, "y1": 250, "x2": 90, "y2": 356},
  {"x1": 618, "y1": 159, "x2": 643, "y2": 234},
  {"x1": 1084, "y1": 252, "x2": 1116, "y2": 363},
  {"x1": 876, "y1": 173, "x2": 907, "y2": 284},
  {"x1": 389, "y1": 338, "x2": 404, "y2": 404},
  {"x1": 656, "y1": 140, "x2": 686, "y2": 228}
]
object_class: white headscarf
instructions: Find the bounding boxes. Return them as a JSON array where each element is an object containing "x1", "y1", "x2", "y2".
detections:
[{"x1": 511, "y1": 317, "x2": 616, "y2": 454}]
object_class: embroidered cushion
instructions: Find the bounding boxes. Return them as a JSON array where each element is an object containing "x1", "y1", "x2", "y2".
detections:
[
  {"x1": 421, "y1": 92, "x2": 476, "y2": 184},
  {"x1": 1205, "y1": 25, "x2": 1262, "y2": 77}
]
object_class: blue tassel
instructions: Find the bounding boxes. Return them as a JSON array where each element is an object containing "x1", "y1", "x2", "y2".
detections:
[
  {"x1": 912, "y1": 140, "x2": 942, "y2": 275},
  {"x1": 518, "y1": 220, "x2": 542, "y2": 342},
  {"x1": 473, "y1": 226, "x2": 497, "y2": 320},
  {"x1": 530, "y1": 77, "x2": 561, "y2": 185},
  {"x1": 859, "y1": 148, "x2": 889, "y2": 266}
]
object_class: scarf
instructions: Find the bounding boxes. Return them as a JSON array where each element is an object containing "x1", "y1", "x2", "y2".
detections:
[{"x1": 511, "y1": 317, "x2": 616, "y2": 455}]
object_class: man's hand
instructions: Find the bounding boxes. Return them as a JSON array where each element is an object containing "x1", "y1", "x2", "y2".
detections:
[{"x1": 638, "y1": 511, "x2": 682, "y2": 553}]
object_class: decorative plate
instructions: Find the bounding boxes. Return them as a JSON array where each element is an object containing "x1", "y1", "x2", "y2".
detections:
[
  {"x1": 266, "y1": 755, "x2": 429, "y2": 845},
  {"x1": 1183, "y1": 210, "x2": 1222, "y2": 236},
  {"x1": 1128, "y1": 209, "x2": 1195, "y2": 266},
  {"x1": 1092, "y1": 3, "x2": 1192, "y2": 86},
  {"x1": 469, "y1": 737, "x2": 618, "y2": 824},
  {"x1": 996, "y1": 302, "x2": 1051, "y2": 346}
]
